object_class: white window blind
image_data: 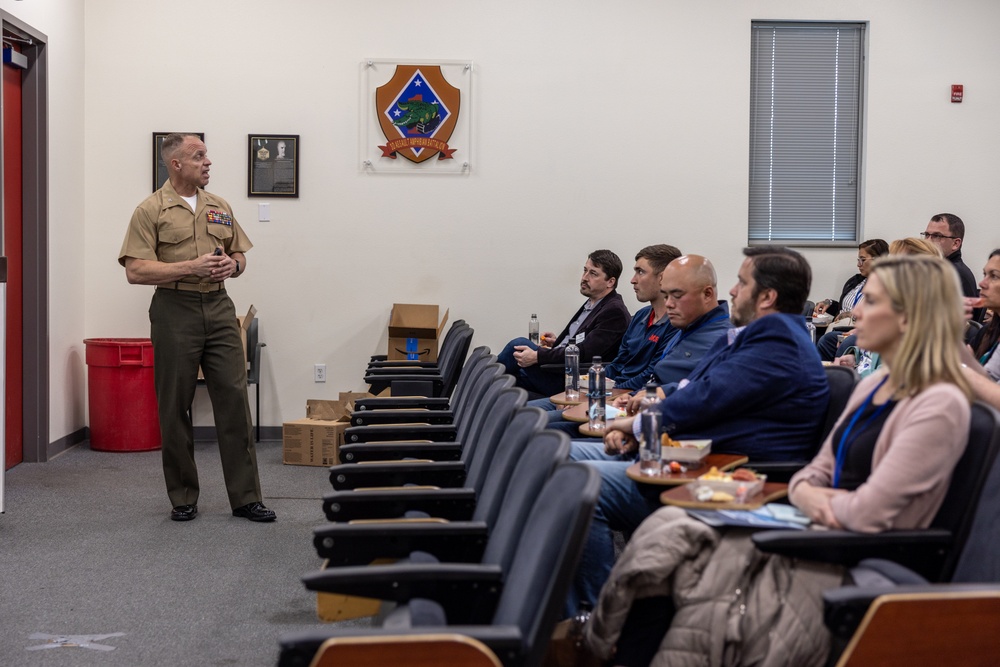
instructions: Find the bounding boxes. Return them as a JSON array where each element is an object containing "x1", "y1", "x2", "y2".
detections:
[{"x1": 749, "y1": 22, "x2": 865, "y2": 244}]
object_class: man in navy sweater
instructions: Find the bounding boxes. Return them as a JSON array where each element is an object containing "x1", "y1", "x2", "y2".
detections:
[{"x1": 567, "y1": 246, "x2": 830, "y2": 614}]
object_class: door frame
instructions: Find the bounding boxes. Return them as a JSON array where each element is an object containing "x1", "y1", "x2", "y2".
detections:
[{"x1": 1, "y1": 12, "x2": 48, "y2": 463}]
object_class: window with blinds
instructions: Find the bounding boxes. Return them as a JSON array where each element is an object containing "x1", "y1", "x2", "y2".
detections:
[{"x1": 749, "y1": 22, "x2": 866, "y2": 245}]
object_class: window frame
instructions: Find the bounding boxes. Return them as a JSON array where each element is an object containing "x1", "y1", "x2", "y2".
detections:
[{"x1": 748, "y1": 20, "x2": 867, "y2": 247}]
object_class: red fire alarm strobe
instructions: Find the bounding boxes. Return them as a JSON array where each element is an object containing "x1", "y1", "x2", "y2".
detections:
[{"x1": 952, "y1": 84, "x2": 964, "y2": 103}]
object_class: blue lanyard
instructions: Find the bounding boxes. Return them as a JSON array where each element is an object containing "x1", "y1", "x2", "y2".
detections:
[
  {"x1": 833, "y1": 376, "x2": 890, "y2": 488},
  {"x1": 979, "y1": 342, "x2": 998, "y2": 366},
  {"x1": 658, "y1": 313, "x2": 729, "y2": 360}
]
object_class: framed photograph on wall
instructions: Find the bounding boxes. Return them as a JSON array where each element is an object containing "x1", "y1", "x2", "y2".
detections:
[
  {"x1": 152, "y1": 132, "x2": 205, "y2": 192},
  {"x1": 248, "y1": 134, "x2": 299, "y2": 197}
]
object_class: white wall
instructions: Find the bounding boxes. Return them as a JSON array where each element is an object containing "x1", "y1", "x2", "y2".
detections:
[{"x1": 62, "y1": 0, "x2": 1000, "y2": 433}]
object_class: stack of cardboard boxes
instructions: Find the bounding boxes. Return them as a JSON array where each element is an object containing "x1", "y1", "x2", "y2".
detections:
[{"x1": 281, "y1": 303, "x2": 448, "y2": 467}]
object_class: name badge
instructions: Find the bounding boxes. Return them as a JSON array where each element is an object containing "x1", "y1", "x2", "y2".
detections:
[
  {"x1": 207, "y1": 210, "x2": 233, "y2": 226},
  {"x1": 575, "y1": 332, "x2": 586, "y2": 344}
]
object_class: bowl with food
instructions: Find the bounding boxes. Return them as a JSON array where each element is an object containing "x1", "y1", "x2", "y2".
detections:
[
  {"x1": 660, "y1": 435, "x2": 711, "y2": 463},
  {"x1": 812, "y1": 313, "x2": 834, "y2": 326},
  {"x1": 692, "y1": 467, "x2": 766, "y2": 503}
]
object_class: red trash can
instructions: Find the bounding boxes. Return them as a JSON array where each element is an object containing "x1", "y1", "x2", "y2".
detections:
[{"x1": 84, "y1": 338, "x2": 161, "y2": 452}]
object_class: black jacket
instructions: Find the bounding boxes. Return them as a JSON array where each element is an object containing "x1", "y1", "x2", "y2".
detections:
[{"x1": 536, "y1": 291, "x2": 631, "y2": 366}]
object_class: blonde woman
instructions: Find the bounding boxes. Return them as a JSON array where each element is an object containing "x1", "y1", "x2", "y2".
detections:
[
  {"x1": 888, "y1": 236, "x2": 942, "y2": 257},
  {"x1": 588, "y1": 255, "x2": 973, "y2": 667}
]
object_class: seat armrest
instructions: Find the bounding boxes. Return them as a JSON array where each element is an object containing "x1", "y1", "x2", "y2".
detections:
[
  {"x1": 752, "y1": 528, "x2": 954, "y2": 580},
  {"x1": 365, "y1": 367, "x2": 447, "y2": 377},
  {"x1": 322, "y1": 487, "x2": 477, "y2": 522},
  {"x1": 302, "y1": 562, "x2": 503, "y2": 623},
  {"x1": 343, "y1": 423, "x2": 458, "y2": 444},
  {"x1": 365, "y1": 373, "x2": 447, "y2": 397},
  {"x1": 338, "y1": 441, "x2": 463, "y2": 463},
  {"x1": 353, "y1": 397, "x2": 451, "y2": 411},
  {"x1": 366, "y1": 360, "x2": 441, "y2": 370},
  {"x1": 313, "y1": 521, "x2": 490, "y2": 565},
  {"x1": 350, "y1": 409, "x2": 455, "y2": 427},
  {"x1": 329, "y1": 460, "x2": 466, "y2": 491},
  {"x1": 390, "y1": 378, "x2": 444, "y2": 397}
]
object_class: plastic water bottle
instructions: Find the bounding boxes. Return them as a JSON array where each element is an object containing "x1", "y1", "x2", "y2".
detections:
[
  {"x1": 587, "y1": 356, "x2": 606, "y2": 431},
  {"x1": 805, "y1": 316, "x2": 817, "y2": 344},
  {"x1": 639, "y1": 382, "x2": 663, "y2": 475},
  {"x1": 528, "y1": 313, "x2": 540, "y2": 345},
  {"x1": 564, "y1": 341, "x2": 580, "y2": 401}
]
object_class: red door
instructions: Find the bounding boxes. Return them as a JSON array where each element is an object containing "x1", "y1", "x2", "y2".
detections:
[{"x1": 4, "y1": 48, "x2": 23, "y2": 469}]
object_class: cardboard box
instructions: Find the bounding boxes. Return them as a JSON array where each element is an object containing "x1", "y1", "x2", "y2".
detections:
[
  {"x1": 198, "y1": 304, "x2": 256, "y2": 380},
  {"x1": 281, "y1": 418, "x2": 345, "y2": 467},
  {"x1": 282, "y1": 392, "x2": 373, "y2": 466},
  {"x1": 387, "y1": 303, "x2": 449, "y2": 362},
  {"x1": 316, "y1": 559, "x2": 383, "y2": 621}
]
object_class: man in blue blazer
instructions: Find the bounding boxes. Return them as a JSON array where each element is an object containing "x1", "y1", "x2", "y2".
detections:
[{"x1": 568, "y1": 246, "x2": 830, "y2": 614}]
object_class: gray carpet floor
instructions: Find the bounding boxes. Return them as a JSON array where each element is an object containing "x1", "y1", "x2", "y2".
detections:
[{"x1": 0, "y1": 438, "x2": 371, "y2": 666}]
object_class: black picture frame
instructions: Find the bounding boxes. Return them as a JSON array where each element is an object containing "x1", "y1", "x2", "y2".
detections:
[
  {"x1": 152, "y1": 132, "x2": 205, "y2": 192},
  {"x1": 247, "y1": 134, "x2": 299, "y2": 197}
]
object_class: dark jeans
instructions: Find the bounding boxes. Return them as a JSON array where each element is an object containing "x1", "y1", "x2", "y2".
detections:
[
  {"x1": 816, "y1": 329, "x2": 844, "y2": 361},
  {"x1": 498, "y1": 337, "x2": 565, "y2": 396}
]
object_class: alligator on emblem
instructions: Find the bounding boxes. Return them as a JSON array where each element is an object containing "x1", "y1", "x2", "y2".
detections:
[{"x1": 393, "y1": 98, "x2": 442, "y2": 135}]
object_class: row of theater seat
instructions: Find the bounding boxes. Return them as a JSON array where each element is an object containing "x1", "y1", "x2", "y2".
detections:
[
  {"x1": 278, "y1": 320, "x2": 1000, "y2": 665},
  {"x1": 276, "y1": 333, "x2": 602, "y2": 667}
]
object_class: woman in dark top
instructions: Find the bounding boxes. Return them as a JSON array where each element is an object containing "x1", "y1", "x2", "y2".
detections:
[{"x1": 815, "y1": 238, "x2": 889, "y2": 361}]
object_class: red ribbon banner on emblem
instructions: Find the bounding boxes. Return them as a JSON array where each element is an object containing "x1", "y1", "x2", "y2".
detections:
[{"x1": 378, "y1": 137, "x2": 457, "y2": 160}]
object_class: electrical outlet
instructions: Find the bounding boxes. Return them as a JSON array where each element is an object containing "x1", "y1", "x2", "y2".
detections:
[
  {"x1": 258, "y1": 202, "x2": 270, "y2": 222},
  {"x1": 314, "y1": 364, "x2": 326, "y2": 383}
]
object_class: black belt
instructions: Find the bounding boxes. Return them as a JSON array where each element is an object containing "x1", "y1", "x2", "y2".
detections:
[{"x1": 157, "y1": 282, "x2": 224, "y2": 293}]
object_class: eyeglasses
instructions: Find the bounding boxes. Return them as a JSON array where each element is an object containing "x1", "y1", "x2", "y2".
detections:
[
  {"x1": 856, "y1": 257, "x2": 871, "y2": 265},
  {"x1": 920, "y1": 232, "x2": 959, "y2": 241}
]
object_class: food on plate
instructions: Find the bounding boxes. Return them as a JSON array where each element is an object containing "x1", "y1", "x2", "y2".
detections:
[
  {"x1": 700, "y1": 466, "x2": 726, "y2": 480},
  {"x1": 668, "y1": 461, "x2": 684, "y2": 474},
  {"x1": 661, "y1": 433, "x2": 682, "y2": 448},
  {"x1": 731, "y1": 468, "x2": 759, "y2": 482},
  {"x1": 694, "y1": 486, "x2": 714, "y2": 502},
  {"x1": 693, "y1": 485, "x2": 736, "y2": 503},
  {"x1": 700, "y1": 467, "x2": 759, "y2": 483}
]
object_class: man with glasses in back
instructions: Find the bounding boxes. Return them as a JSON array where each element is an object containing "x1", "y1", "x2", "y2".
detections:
[{"x1": 923, "y1": 213, "x2": 983, "y2": 320}]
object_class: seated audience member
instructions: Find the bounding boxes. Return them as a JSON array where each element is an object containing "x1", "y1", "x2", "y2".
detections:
[
  {"x1": 833, "y1": 236, "x2": 940, "y2": 375},
  {"x1": 967, "y1": 249, "x2": 1000, "y2": 378},
  {"x1": 587, "y1": 254, "x2": 973, "y2": 667},
  {"x1": 888, "y1": 236, "x2": 942, "y2": 257},
  {"x1": 611, "y1": 254, "x2": 732, "y2": 416},
  {"x1": 815, "y1": 238, "x2": 889, "y2": 361},
  {"x1": 498, "y1": 249, "x2": 630, "y2": 396},
  {"x1": 923, "y1": 213, "x2": 984, "y2": 321},
  {"x1": 566, "y1": 246, "x2": 829, "y2": 614},
  {"x1": 529, "y1": 245, "x2": 681, "y2": 428}
]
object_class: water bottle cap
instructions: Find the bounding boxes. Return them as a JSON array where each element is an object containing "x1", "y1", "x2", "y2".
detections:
[{"x1": 592, "y1": 356, "x2": 601, "y2": 363}]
